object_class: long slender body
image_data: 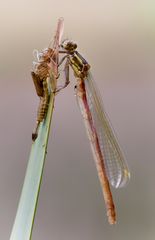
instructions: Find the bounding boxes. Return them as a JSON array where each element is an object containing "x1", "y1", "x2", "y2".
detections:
[
  {"x1": 59, "y1": 42, "x2": 116, "y2": 223},
  {"x1": 76, "y1": 77, "x2": 116, "y2": 224},
  {"x1": 58, "y1": 40, "x2": 130, "y2": 224}
]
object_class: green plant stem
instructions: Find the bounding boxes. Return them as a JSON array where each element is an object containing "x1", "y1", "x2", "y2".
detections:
[{"x1": 10, "y1": 91, "x2": 55, "y2": 240}]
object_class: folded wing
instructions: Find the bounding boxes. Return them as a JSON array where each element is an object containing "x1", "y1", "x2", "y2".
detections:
[{"x1": 84, "y1": 72, "x2": 130, "y2": 188}]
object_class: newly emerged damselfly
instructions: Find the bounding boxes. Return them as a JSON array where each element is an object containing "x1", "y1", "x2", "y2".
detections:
[{"x1": 56, "y1": 39, "x2": 130, "y2": 224}]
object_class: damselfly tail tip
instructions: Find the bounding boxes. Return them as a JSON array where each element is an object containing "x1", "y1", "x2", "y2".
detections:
[
  {"x1": 109, "y1": 219, "x2": 116, "y2": 225},
  {"x1": 108, "y1": 213, "x2": 116, "y2": 225}
]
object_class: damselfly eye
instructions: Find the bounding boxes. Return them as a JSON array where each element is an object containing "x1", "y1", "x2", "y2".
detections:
[{"x1": 61, "y1": 39, "x2": 69, "y2": 48}]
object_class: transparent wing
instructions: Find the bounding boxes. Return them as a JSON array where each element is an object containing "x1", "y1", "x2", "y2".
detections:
[
  {"x1": 52, "y1": 17, "x2": 64, "y2": 50},
  {"x1": 53, "y1": 17, "x2": 64, "y2": 71},
  {"x1": 84, "y1": 72, "x2": 130, "y2": 188}
]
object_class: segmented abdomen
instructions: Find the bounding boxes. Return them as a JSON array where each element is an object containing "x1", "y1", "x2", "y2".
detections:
[{"x1": 37, "y1": 78, "x2": 49, "y2": 122}]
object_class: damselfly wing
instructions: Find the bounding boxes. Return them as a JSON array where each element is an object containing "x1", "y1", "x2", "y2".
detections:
[{"x1": 84, "y1": 72, "x2": 130, "y2": 188}]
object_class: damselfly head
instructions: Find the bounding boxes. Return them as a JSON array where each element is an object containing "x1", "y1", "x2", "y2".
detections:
[{"x1": 61, "y1": 39, "x2": 77, "y2": 52}]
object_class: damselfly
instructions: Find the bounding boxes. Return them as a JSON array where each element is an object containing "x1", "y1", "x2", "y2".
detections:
[{"x1": 57, "y1": 39, "x2": 130, "y2": 224}]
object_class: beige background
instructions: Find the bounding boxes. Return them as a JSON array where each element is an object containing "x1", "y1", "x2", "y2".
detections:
[{"x1": 0, "y1": 0, "x2": 155, "y2": 239}]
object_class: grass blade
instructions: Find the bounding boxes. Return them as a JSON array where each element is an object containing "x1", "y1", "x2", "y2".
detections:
[
  {"x1": 10, "y1": 17, "x2": 64, "y2": 239},
  {"x1": 10, "y1": 91, "x2": 55, "y2": 240}
]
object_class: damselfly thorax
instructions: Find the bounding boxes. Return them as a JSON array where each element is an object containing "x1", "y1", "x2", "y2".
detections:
[{"x1": 59, "y1": 40, "x2": 90, "y2": 78}]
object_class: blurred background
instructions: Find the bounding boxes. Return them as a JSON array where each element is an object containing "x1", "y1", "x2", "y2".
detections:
[{"x1": 0, "y1": 0, "x2": 155, "y2": 239}]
